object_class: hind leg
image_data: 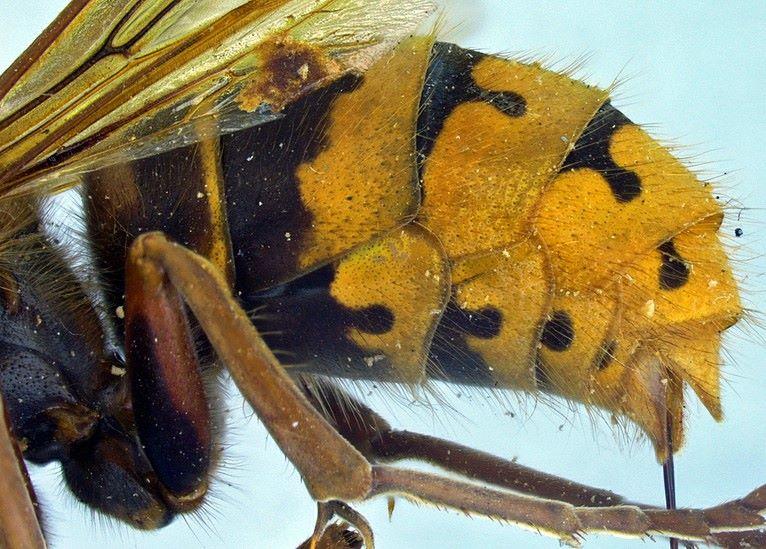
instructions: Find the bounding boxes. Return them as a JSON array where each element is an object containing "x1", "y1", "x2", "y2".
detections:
[{"x1": 126, "y1": 232, "x2": 766, "y2": 547}]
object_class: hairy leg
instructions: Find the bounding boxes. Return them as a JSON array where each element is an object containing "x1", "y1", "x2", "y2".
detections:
[{"x1": 127, "y1": 232, "x2": 766, "y2": 547}]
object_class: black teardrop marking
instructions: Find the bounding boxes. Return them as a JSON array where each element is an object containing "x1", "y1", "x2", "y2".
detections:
[
  {"x1": 427, "y1": 301, "x2": 502, "y2": 385},
  {"x1": 418, "y1": 42, "x2": 527, "y2": 161},
  {"x1": 461, "y1": 306, "x2": 503, "y2": 339},
  {"x1": 480, "y1": 89, "x2": 526, "y2": 117},
  {"x1": 563, "y1": 102, "x2": 642, "y2": 203},
  {"x1": 658, "y1": 240, "x2": 690, "y2": 290},
  {"x1": 349, "y1": 305, "x2": 395, "y2": 335},
  {"x1": 247, "y1": 263, "x2": 398, "y2": 379},
  {"x1": 540, "y1": 310, "x2": 574, "y2": 352}
]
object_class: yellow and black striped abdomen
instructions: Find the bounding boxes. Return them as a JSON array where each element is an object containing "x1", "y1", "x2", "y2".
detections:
[
  {"x1": 419, "y1": 43, "x2": 739, "y2": 454},
  {"x1": 83, "y1": 37, "x2": 740, "y2": 456}
]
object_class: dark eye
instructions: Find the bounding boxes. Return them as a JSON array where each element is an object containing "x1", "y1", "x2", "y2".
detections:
[{"x1": 62, "y1": 417, "x2": 173, "y2": 530}]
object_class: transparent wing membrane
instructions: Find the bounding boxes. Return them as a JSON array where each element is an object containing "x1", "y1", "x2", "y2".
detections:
[{"x1": 0, "y1": 0, "x2": 435, "y2": 197}]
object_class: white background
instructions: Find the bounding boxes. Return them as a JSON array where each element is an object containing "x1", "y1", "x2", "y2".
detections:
[{"x1": 1, "y1": 1, "x2": 765, "y2": 548}]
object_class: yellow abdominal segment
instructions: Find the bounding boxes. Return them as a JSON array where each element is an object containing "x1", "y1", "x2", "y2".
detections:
[{"x1": 254, "y1": 40, "x2": 740, "y2": 458}]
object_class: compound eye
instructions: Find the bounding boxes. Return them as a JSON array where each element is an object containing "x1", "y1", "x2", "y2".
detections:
[
  {"x1": 0, "y1": 347, "x2": 98, "y2": 462},
  {"x1": 62, "y1": 418, "x2": 174, "y2": 530}
]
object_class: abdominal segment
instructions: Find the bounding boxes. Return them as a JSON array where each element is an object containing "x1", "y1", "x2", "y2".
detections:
[{"x1": 83, "y1": 39, "x2": 740, "y2": 457}]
